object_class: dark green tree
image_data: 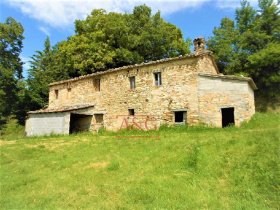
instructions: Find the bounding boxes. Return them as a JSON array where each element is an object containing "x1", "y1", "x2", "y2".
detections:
[
  {"x1": 27, "y1": 37, "x2": 55, "y2": 109},
  {"x1": 0, "y1": 17, "x2": 24, "y2": 127},
  {"x1": 208, "y1": 0, "x2": 280, "y2": 110},
  {"x1": 26, "y1": 5, "x2": 191, "y2": 111},
  {"x1": 55, "y1": 5, "x2": 190, "y2": 76}
]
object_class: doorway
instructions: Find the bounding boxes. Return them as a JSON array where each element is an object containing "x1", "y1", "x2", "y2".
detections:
[
  {"x1": 221, "y1": 107, "x2": 235, "y2": 127},
  {"x1": 69, "y1": 113, "x2": 93, "y2": 133}
]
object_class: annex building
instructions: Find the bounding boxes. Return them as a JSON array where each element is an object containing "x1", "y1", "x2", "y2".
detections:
[{"x1": 25, "y1": 38, "x2": 257, "y2": 136}]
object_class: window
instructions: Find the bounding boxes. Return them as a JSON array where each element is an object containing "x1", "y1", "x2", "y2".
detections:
[
  {"x1": 129, "y1": 76, "x2": 136, "y2": 89},
  {"x1": 128, "y1": 109, "x2": 135, "y2": 116},
  {"x1": 174, "y1": 111, "x2": 186, "y2": 124},
  {"x1": 67, "y1": 88, "x2": 71, "y2": 99},
  {"x1": 94, "y1": 114, "x2": 104, "y2": 124},
  {"x1": 94, "y1": 79, "x2": 100, "y2": 91},
  {"x1": 55, "y1": 90, "x2": 59, "y2": 99},
  {"x1": 154, "y1": 72, "x2": 162, "y2": 86}
]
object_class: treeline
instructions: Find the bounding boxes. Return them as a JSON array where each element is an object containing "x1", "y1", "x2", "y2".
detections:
[{"x1": 0, "y1": 1, "x2": 279, "y2": 128}]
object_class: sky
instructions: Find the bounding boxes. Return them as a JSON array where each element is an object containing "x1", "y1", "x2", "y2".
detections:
[{"x1": 0, "y1": 0, "x2": 259, "y2": 78}]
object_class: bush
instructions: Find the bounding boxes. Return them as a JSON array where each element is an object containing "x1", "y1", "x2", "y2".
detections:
[{"x1": 0, "y1": 117, "x2": 25, "y2": 140}]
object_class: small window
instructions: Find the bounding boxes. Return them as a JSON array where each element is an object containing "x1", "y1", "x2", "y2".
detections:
[
  {"x1": 94, "y1": 79, "x2": 100, "y2": 91},
  {"x1": 154, "y1": 72, "x2": 162, "y2": 86},
  {"x1": 128, "y1": 109, "x2": 135, "y2": 116},
  {"x1": 55, "y1": 90, "x2": 59, "y2": 99},
  {"x1": 95, "y1": 114, "x2": 104, "y2": 124},
  {"x1": 67, "y1": 88, "x2": 71, "y2": 99},
  {"x1": 129, "y1": 76, "x2": 136, "y2": 89},
  {"x1": 174, "y1": 111, "x2": 186, "y2": 123}
]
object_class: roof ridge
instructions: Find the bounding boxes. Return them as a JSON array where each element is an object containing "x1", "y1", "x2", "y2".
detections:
[{"x1": 49, "y1": 51, "x2": 212, "y2": 87}]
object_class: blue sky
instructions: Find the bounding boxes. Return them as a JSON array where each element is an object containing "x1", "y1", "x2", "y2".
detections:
[{"x1": 0, "y1": 0, "x2": 259, "y2": 78}]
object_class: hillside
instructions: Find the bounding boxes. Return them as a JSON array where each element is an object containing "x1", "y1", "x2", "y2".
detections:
[{"x1": 0, "y1": 112, "x2": 279, "y2": 209}]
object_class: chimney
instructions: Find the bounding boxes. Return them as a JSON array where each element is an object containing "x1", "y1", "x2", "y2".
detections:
[{"x1": 193, "y1": 37, "x2": 206, "y2": 54}]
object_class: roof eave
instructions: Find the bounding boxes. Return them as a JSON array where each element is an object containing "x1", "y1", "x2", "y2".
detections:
[
  {"x1": 48, "y1": 52, "x2": 213, "y2": 87},
  {"x1": 198, "y1": 73, "x2": 257, "y2": 90}
]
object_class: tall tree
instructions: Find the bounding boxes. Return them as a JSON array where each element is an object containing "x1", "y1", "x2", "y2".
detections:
[
  {"x1": 27, "y1": 37, "x2": 55, "y2": 109},
  {"x1": 0, "y1": 17, "x2": 24, "y2": 126},
  {"x1": 208, "y1": 0, "x2": 280, "y2": 110},
  {"x1": 55, "y1": 5, "x2": 190, "y2": 77},
  {"x1": 26, "y1": 5, "x2": 191, "y2": 110}
]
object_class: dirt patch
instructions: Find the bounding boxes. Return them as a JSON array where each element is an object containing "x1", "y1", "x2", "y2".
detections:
[
  {"x1": 24, "y1": 140, "x2": 77, "y2": 150},
  {"x1": 0, "y1": 140, "x2": 17, "y2": 146},
  {"x1": 85, "y1": 162, "x2": 109, "y2": 169}
]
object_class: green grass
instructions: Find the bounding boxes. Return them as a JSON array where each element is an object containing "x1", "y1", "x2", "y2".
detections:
[{"x1": 0, "y1": 112, "x2": 279, "y2": 209}]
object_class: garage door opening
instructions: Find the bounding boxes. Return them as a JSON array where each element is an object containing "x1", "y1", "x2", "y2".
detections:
[
  {"x1": 69, "y1": 114, "x2": 93, "y2": 133},
  {"x1": 221, "y1": 107, "x2": 235, "y2": 127}
]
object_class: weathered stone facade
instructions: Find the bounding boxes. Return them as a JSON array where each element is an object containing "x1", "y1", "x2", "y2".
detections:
[{"x1": 25, "y1": 38, "x2": 257, "y2": 136}]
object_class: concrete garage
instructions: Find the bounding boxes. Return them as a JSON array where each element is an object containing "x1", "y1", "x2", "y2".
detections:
[{"x1": 25, "y1": 105, "x2": 95, "y2": 136}]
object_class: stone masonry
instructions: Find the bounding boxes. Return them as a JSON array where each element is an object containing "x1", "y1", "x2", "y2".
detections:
[{"x1": 25, "y1": 38, "x2": 257, "y2": 136}]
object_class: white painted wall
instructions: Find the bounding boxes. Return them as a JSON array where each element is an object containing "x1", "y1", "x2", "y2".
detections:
[{"x1": 25, "y1": 112, "x2": 70, "y2": 136}]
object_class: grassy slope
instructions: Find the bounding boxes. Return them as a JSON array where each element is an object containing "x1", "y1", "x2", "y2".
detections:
[{"x1": 0, "y1": 113, "x2": 279, "y2": 209}]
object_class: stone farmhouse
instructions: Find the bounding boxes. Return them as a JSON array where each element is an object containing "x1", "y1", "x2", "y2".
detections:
[{"x1": 25, "y1": 38, "x2": 257, "y2": 136}]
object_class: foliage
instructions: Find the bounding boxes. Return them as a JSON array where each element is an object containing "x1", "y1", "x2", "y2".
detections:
[
  {"x1": 0, "y1": 17, "x2": 24, "y2": 127},
  {"x1": 52, "y1": 5, "x2": 190, "y2": 76},
  {"x1": 0, "y1": 117, "x2": 24, "y2": 138},
  {"x1": 26, "y1": 5, "x2": 190, "y2": 111},
  {"x1": 27, "y1": 37, "x2": 57, "y2": 109},
  {"x1": 0, "y1": 112, "x2": 279, "y2": 209},
  {"x1": 208, "y1": 0, "x2": 280, "y2": 110}
]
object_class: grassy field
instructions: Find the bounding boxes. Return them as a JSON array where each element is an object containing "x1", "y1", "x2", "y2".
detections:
[{"x1": 0, "y1": 112, "x2": 279, "y2": 209}]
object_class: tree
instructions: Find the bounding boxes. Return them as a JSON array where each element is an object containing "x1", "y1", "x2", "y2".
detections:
[
  {"x1": 26, "y1": 5, "x2": 191, "y2": 110},
  {"x1": 0, "y1": 17, "x2": 24, "y2": 127},
  {"x1": 27, "y1": 37, "x2": 56, "y2": 109},
  {"x1": 208, "y1": 0, "x2": 280, "y2": 110},
  {"x1": 55, "y1": 5, "x2": 190, "y2": 77}
]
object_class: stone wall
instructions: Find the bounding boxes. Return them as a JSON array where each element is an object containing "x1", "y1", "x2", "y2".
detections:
[
  {"x1": 48, "y1": 54, "x2": 218, "y2": 130},
  {"x1": 197, "y1": 75, "x2": 255, "y2": 127},
  {"x1": 44, "y1": 53, "x2": 254, "y2": 131}
]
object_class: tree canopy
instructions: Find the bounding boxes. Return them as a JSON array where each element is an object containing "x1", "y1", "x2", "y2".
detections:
[
  {"x1": 0, "y1": 17, "x2": 24, "y2": 126},
  {"x1": 26, "y1": 5, "x2": 191, "y2": 110},
  {"x1": 54, "y1": 5, "x2": 190, "y2": 77},
  {"x1": 208, "y1": 0, "x2": 280, "y2": 110}
]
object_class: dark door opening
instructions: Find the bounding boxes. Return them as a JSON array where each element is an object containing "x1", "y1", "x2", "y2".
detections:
[
  {"x1": 70, "y1": 113, "x2": 93, "y2": 133},
  {"x1": 174, "y1": 111, "x2": 186, "y2": 124},
  {"x1": 94, "y1": 114, "x2": 104, "y2": 131},
  {"x1": 221, "y1": 107, "x2": 235, "y2": 127}
]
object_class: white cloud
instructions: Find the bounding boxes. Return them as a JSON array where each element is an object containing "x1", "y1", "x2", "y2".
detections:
[
  {"x1": 5, "y1": 0, "x2": 262, "y2": 28},
  {"x1": 215, "y1": 0, "x2": 258, "y2": 9},
  {"x1": 39, "y1": 26, "x2": 50, "y2": 36}
]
